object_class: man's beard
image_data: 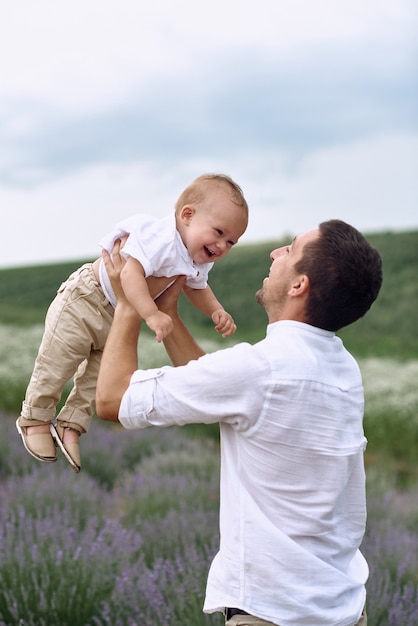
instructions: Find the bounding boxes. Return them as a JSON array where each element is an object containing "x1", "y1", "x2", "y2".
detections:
[
  {"x1": 255, "y1": 281, "x2": 289, "y2": 314},
  {"x1": 255, "y1": 287, "x2": 264, "y2": 307}
]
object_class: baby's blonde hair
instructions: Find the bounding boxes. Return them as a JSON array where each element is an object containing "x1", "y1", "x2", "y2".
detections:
[{"x1": 175, "y1": 173, "x2": 248, "y2": 219}]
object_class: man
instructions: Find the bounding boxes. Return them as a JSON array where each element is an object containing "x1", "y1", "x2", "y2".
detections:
[{"x1": 96, "y1": 219, "x2": 382, "y2": 626}]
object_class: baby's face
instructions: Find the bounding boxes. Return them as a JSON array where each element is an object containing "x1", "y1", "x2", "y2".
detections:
[{"x1": 180, "y1": 192, "x2": 248, "y2": 265}]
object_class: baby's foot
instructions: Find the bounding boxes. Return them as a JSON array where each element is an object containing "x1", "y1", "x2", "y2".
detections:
[{"x1": 62, "y1": 427, "x2": 79, "y2": 444}]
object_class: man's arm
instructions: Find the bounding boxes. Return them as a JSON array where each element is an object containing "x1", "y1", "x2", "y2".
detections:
[
  {"x1": 157, "y1": 281, "x2": 206, "y2": 366},
  {"x1": 96, "y1": 301, "x2": 141, "y2": 422},
  {"x1": 96, "y1": 241, "x2": 205, "y2": 422},
  {"x1": 96, "y1": 281, "x2": 204, "y2": 422},
  {"x1": 96, "y1": 246, "x2": 142, "y2": 422}
]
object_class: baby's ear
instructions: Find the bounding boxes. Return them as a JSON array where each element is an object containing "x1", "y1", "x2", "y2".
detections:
[{"x1": 179, "y1": 205, "x2": 195, "y2": 224}]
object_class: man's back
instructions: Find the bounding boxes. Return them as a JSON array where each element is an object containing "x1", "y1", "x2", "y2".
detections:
[{"x1": 205, "y1": 320, "x2": 368, "y2": 625}]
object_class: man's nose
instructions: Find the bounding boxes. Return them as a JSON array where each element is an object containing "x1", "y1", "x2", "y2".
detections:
[{"x1": 270, "y1": 246, "x2": 285, "y2": 261}]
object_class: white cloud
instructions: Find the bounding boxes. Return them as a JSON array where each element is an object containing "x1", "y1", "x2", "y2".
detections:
[
  {"x1": 0, "y1": 131, "x2": 416, "y2": 267},
  {"x1": 0, "y1": 0, "x2": 416, "y2": 267},
  {"x1": 0, "y1": 0, "x2": 415, "y2": 109},
  {"x1": 245, "y1": 131, "x2": 418, "y2": 238}
]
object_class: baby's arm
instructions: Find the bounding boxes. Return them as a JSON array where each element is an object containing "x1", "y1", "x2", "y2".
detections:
[
  {"x1": 120, "y1": 257, "x2": 173, "y2": 342},
  {"x1": 183, "y1": 284, "x2": 237, "y2": 338}
]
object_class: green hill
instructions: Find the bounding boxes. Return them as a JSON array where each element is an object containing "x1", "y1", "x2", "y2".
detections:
[{"x1": 0, "y1": 229, "x2": 417, "y2": 359}]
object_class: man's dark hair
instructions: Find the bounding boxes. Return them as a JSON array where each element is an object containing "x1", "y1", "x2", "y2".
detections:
[{"x1": 295, "y1": 219, "x2": 383, "y2": 331}]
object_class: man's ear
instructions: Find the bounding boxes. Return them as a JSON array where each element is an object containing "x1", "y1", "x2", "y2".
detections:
[
  {"x1": 289, "y1": 274, "x2": 310, "y2": 297},
  {"x1": 179, "y1": 205, "x2": 195, "y2": 225}
]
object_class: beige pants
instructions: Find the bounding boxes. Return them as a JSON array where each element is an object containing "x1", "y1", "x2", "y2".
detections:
[
  {"x1": 226, "y1": 606, "x2": 367, "y2": 626},
  {"x1": 20, "y1": 264, "x2": 114, "y2": 433}
]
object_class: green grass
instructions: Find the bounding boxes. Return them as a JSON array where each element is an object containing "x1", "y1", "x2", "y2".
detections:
[
  {"x1": 1, "y1": 229, "x2": 417, "y2": 357},
  {"x1": 337, "y1": 230, "x2": 418, "y2": 359}
]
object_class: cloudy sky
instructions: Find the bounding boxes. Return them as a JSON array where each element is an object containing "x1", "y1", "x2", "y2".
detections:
[{"x1": 1, "y1": 0, "x2": 417, "y2": 268}]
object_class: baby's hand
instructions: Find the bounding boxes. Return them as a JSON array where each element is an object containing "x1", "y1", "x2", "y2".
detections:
[
  {"x1": 146, "y1": 311, "x2": 174, "y2": 342},
  {"x1": 212, "y1": 309, "x2": 237, "y2": 338}
]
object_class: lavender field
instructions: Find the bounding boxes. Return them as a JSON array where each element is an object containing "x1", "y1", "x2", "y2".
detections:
[
  {"x1": 1, "y1": 326, "x2": 418, "y2": 625},
  {"x1": 0, "y1": 416, "x2": 225, "y2": 625}
]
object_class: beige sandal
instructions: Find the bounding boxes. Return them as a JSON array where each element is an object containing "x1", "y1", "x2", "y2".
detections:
[
  {"x1": 16, "y1": 418, "x2": 57, "y2": 463},
  {"x1": 51, "y1": 422, "x2": 81, "y2": 473}
]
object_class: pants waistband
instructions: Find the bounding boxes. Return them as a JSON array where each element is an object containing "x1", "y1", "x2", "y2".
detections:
[{"x1": 226, "y1": 608, "x2": 251, "y2": 620}]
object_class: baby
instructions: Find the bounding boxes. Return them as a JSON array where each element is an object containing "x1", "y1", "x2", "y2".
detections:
[
  {"x1": 99, "y1": 174, "x2": 248, "y2": 340},
  {"x1": 16, "y1": 173, "x2": 248, "y2": 473}
]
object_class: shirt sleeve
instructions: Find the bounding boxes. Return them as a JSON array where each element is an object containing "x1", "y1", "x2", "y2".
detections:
[
  {"x1": 119, "y1": 343, "x2": 268, "y2": 431},
  {"x1": 99, "y1": 214, "x2": 150, "y2": 255},
  {"x1": 120, "y1": 215, "x2": 171, "y2": 277}
]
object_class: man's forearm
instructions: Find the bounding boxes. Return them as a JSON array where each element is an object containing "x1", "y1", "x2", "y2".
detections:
[
  {"x1": 162, "y1": 309, "x2": 205, "y2": 366},
  {"x1": 96, "y1": 302, "x2": 141, "y2": 422}
]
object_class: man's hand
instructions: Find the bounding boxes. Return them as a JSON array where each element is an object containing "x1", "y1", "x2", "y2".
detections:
[
  {"x1": 102, "y1": 238, "x2": 129, "y2": 303},
  {"x1": 212, "y1": 309, "x2": 237, "y2": 338}
]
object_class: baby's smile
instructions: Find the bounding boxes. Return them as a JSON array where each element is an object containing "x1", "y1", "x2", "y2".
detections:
[{"x1": 204, "y1": 246, "x2": 216, "y2": 257}]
